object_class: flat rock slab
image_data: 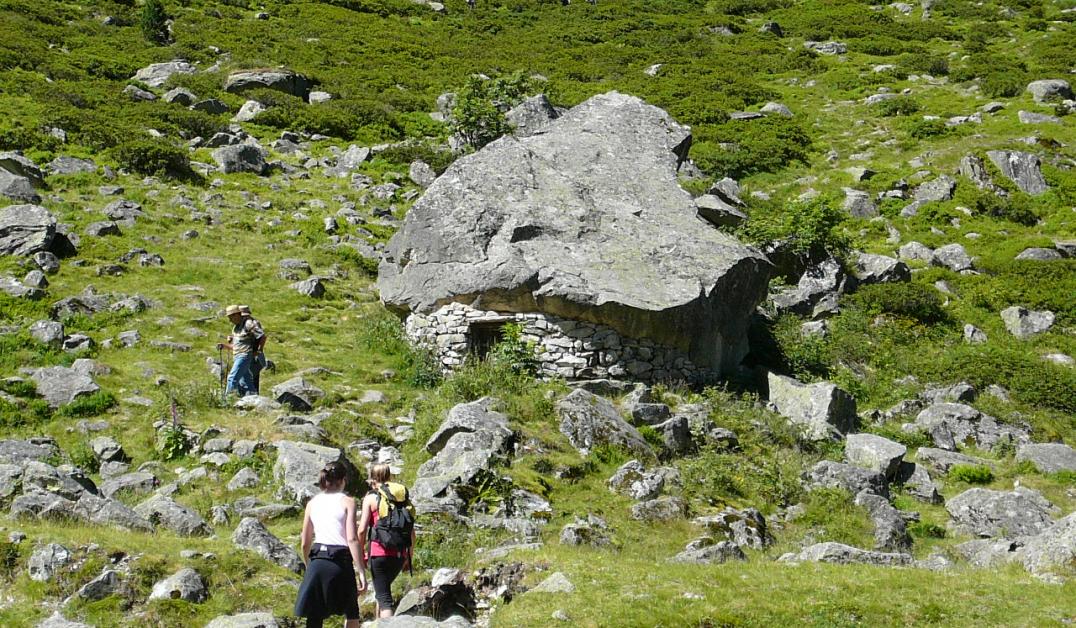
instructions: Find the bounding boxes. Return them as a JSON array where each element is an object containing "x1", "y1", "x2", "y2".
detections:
[
  {"x1": 29, "y1": 366, "x2": 100, "y2": 409},
  {"x1": 779, "y1": 542, "x2": 913, "y2": 567},
  {"x1": 378, "y1": 92, "x2": 771, "y2": 376},
  {"x1": 946, "y1": 487, "x2": 1056, "y2": 538},
  {"x1": 1, "y1": 204, "x2": 56, "y2": 257},
  {"x1": 1016, "y1": 443, "x2": 1076, "y2": 474}
]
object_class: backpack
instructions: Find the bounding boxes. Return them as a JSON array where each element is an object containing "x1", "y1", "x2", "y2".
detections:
[{"x1": 370, "y1": 482, "x2": 416, "y2": 554}]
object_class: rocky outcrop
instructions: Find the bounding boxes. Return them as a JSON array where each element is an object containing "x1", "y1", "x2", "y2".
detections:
[
  {"x1": 771, "y1": 257, "x2": 849, "y2": 318},
  {"x1": 132, "y1": 60, "x2": 196, "y2": 88},
  {"x1": 505, "y1": 94, "x2": 561, "y2": 137},
  {"x1": 1, "y1": 204, "x2": 55, "y2": 257},
  {"x1": 1015, "y1": 512, "x2": 1076, "y2": 577},
  {"x1": 232, "y1": 517, "x2": 303, "y2": 573},
  {"x1": 134, "y1": 495, "x2": 211, "y2": 536},
  {"x1": 913, "y1": 402, "x2": 1028, "y2": 451},
  {"x1": 845, "y1": 433, "x2": 906, "y2": 479},
  {"x1": 29, "y1": 366, "x2": 100, "y2": 409},
  {"x1": 378, "y1": 92, "x2": 771, "y2": 378},
  {"x1": 694, "y1": 507, "x2": 771, "y2": 548},
  {"x1": 412, "y1": 398, "x2": 515, "y2": 515},
  {"x1": 778, "y1": 542, "x2": 913, "y2": 567},
  {"x1": 852, "y1": 253, "x2": 909, "y2": 285},
  {"x1": 986, "y1": 151, "x2": 1048, "y2": 196},
  {"x1": 273, "y1": 441, "x2": 355, "y2": 505},
  {"x1": 766, "y1": 373, "x2": 857, "y2": 441},
  {"x1": 224, "y1": 69, "x2": 313, "y2": 99},
  {"x1": 804, "y1": 460, "x2": 888, "y2": 498},
  {"x1": 946, "y1": 487, "x2": 1056, "y2": 538},
  {"x1": 1016, "y1": 443, "x2": 1076, "y2": 474},
  {"x1": 556, "y1": 389, "x2": 652, "y2": 457}
]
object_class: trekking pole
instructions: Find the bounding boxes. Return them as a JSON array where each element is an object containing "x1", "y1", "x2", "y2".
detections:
[{"x1": 219, "y1": 346, "x2": 227, "y2": 404}]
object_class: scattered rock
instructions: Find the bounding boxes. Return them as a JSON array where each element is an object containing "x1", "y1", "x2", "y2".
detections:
[
  {"x1": 134, "y1": 495, "x2": 212, "y2": 536},
  {"x1": 212, "y1": 144, "x2": 268, "y2": 175},
  {"x1": 132, "y1": 60, "x2": 196, "y2": 88},
  {"x1": 529, "y1": 572, "x2": 575, "y2": 594},
  {"x1": 947, "y1": 487, "x2": 1056, "y2": 538},
  {"x1": 1000, "y1": 306, "x2": 1054, "y2": 339},
  {"x1": 778, "y1": 542, "x2": 913, "y2": 567},
  {"x1": 232, "y1": 517, "x2": 303, "y2": 573},
  {"x1": 556, "y1": 389, "x2": 652, "y2": 457},
  {"x1": 224, "y1": 69, "x2": 312, "y2": 99},
  {"x1": 671, "y1": 540, "x2": 746, "y2": 564},
  {"x1": 273, "y1": 440, "x2": 354, "y2": 505},
  {"x1": 804, "y1": 460, "x2": 888, "y2": 498},
  {"x1": 852, "y1": 252, "x2": 909, "y2": 285},
  {"x1": 1026, "y1": 79, "x2": 1073, "y2": 103},
  {"x1": 271, "y1": 377, "x2": 325, "y2": 411},
  {"x1": 631, "y1": 496, "x2": 686, "y2": 522},
  {"x1": 930, "y1": 243, "x2": 974, "y2": 273},
  {"x1": 149, "y1": 568, "x2": 208, "y2": 603},
  {"x1": 986, "y1": 151, "x2": 1048, "y2": 196},
  {"x1": 28, "y1": 543, "x2": 72, "y2": 582},
  {"x1": 1, "y1": 204, "x2": 56, "y2": 257},
  {"x1": 607, "y1": 460, "x2": 664, "y2": 501},
  {"x1": 694, "y1": 507, "x2": 771, "y2": 548},
  {"x1": 29, "y1": 366, "x2": 100, "y2": 409},
  {"x1": 844, "y1": 433, "x2": 906, "y2": 479},
  {"x1": 767, "y1": 373, "x2": 857, "y2": 441},
  {"x1": 1016, "y1": 443, "x2": 1076, "y2": 474}
]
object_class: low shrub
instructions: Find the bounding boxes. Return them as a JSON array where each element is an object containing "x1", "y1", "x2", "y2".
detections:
[
  {"x1": 111, "y1": 139, "x2": 192, "y2": 178},
  {"x1": 906, "y1": 118, "x2": 951, "y2": 140},
  {"x1": 55, "y1": 391, "x2": 116, "y2": 419},
  {"x1": 875, "y1": 96, "x2": 920, "y2": 117},
  {"x1": 848, "y1": 283, "x2": 947, "y2": 324},
  {"x1": 948, "y1": 464, "x2": 994, "y2": 484},
  {"x1": 981, "y1": 71, "x2": 1027, "y2": 97}
]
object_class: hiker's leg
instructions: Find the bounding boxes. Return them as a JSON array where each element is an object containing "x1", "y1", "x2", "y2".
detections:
[{"x1": 225, "y1": 353, "x2": 250, "y2": 396}]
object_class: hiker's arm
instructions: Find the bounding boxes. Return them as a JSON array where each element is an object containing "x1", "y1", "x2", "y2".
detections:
[
  {"x1": 356, "y1": 495, "x2": 371, "y2": 551},
  {"x1": 406, "y1": 528, "x2": 416, "y2": 569},
  {"x1": 300, "y1": 505, "x2": 314, "y2": 566},
  {"x1": 344, "y1": 497, "x2": 366, "y2": 590}
]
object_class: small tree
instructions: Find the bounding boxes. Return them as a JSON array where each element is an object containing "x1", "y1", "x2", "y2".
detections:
[
  {"x1": 141, "y1": 0, "x2": 169, "y2": 44},
  {"x1": 451, "y1": 72, "x2": 534, "y2": 150}
]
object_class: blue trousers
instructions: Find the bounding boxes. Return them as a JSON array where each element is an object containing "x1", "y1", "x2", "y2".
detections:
[{"x1": 226, "y1": 353, "x2": 255, "y2": 397}]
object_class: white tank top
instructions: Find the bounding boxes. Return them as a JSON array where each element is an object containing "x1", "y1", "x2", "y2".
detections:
[{"x1": 309, "y1": 492, "x2": 349, "y2": 547}]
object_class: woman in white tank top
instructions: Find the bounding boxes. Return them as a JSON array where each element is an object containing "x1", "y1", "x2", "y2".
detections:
[{"x1": 295, "y1": 462, "x2": 366, "y2": 627}]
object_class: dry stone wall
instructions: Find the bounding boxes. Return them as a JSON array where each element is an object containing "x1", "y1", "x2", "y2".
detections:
[{"x1": 405, "y1": 302, "x2": 713, "y2": 383}]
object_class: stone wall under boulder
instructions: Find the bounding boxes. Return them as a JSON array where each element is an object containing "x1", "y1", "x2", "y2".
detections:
[{"x1": 406, "y1": 302, "x2": 711, "y2": 383}]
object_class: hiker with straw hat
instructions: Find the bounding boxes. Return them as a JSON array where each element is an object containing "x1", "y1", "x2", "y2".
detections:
[
  {"x1": 239, "y1": 305, "x2": 268, "y2": 395},
  {"x1": 217, "y1": 304, "x2": 264, "y2": 397}
]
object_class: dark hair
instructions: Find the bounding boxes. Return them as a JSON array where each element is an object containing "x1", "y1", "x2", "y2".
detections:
[{"x1": 318, "y1": 462, "x2": 348, "y2": 491}]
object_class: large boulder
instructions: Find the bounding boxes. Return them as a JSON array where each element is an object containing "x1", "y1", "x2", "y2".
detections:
[
  {"x1": 74, "y1": 493, "x2": 154, "y2": 532},
  {"x1": 851, "y1": 253, "x2": 910, "y2": 285},
  {"x1": 412, "y1": 400, "x2": 515, "y2": 515},
  {"x1": 946, "y1": 487, "x2": 1056, "y2": 538},
  {"x1": 1026, "y1": 79, "x2": 1073, "y2": 103},
  {"x1": 778, "y1": 542, "x2": 913, "y2": 567},
  {"x1": 556, "y1": 388, "x2": 652, "y2": 457},
  {"x1": 855, "y1": 490, "x2": 911, "y2": 552},
  {"x1": 0, "y1": 205, "x2": 55, "y2": 257},
  {"x1": 694, "y1": 507, "x2": 771, "y2": 549},
  {"x1": 1015, "y1": 512, "x2": 1076, "y2": 577},
  {"x1": 224, "y1": 70, "x2": 313, "y2": 99},
  {"x1": 29, "y1": 366, "x2": 100, "y2": 409},
  {"x1": 931, "y1": 243, "x2": 974, "y2": 273},
  {"x1": 844, "y1": 433, "x2": 906, "y2": 479},
  {"x1": 986, "y1": 151, "x2": 1048, "y2": 196},
  {"x1": 804, "y1": 460, "x2": 888, "y2": 498},
  {"x1": 771, "y1": 257, "x2": 849, "y2": 318},
  {"x1": 1016, "y1": 443, "x2": 1076, "y2": 474},
  {"x1": 913, "y1": 402, "x2": 1028, "y2": 451},
  {"x1": 1000, "y1": 306, "x2": 1054, "y2": 339},
  {"x1": 232, "y1": 517, "x2": 303, "y2": 573},
  {"x1": 0, "y1": 438, "x2": 60, "y2": 465},
  {"x1": 0, "y1": 151, "x2": 44, "y2": 185},
  {"x1": 766, "y1": 373, "x2": 857, "y2": 441},
  {"x1": 28, "y1": 543, "x2": 72, "y2": 582},
  {"x1": 378, "y1": 92, "x2": 771, "y2": 377},
  {"x1": 133, "y1": 495, "x2": 211, "y2": 536},
  {"x1": 915, "y1": 447, "x2": 994, "y2": 474},
  {"x1": 212, "y1": 144, "x2": 268, "y2": 175},
  {"x1": 505, "y1": 94, "x2": 561, "y2": 137},
  {"x1": 0, "y1": 170, "x2": 41, "y2": 203},
  {"x1": 273, "y1": 441, "x2": 355, "y2": 505},
  {"x1": 271, "y1": 377, "x2": 325, "y2": 411},
  {"x1": 132, "y1": 60, "x2": 196, "y2": 88},
  {"x1": 149, "y1": 568, "x2": 208, "y2": 603},
  {"x1": 607, "y1": 460, "x2": 665, "y2": 501},
  {"x1": 671, "y1": 540, "x2": 746, "y2": 564}
]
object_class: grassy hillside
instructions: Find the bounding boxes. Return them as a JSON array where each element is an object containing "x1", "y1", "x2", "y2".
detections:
[{"x1": 0, "y1": 0, "x2": 1074, "y2": 624}]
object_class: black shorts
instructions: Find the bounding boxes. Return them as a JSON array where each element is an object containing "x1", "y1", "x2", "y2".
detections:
[{"x1": 294, "y1": 545, "x2": 360, "y2": 620}]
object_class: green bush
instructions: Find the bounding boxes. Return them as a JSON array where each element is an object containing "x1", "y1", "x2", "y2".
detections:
[
  {"x1": 451, "y1": 72, "x2": 534, "y2": 150},
  {"x1": 908, "y1": 521, "x2": 947, "y2": 539},
  {"x1": 875, "y1": 96, "x2": 920, "y2": 117},
  {"x1": 140, "y1": 0, "x2": 169, "y2": 44},
  {"x1": 738, "y1": 197, "x2": 853, "y2": 259},
  {"x1": 981, "y1": 71, "x2": 1026, "y2": 97},
  {"x1": 771, "y1": 314, "x2": 831, "y2": 379},
  {"x1": 848, "y1": 283, "x2": 947, "y2": 324},
  {"x1": 55, "y1": 391, "x2": 117, "y2": 419},
  {"x1": 111, "y1": 139, "x2": 192, "y2": 178},
  {"x1": 692, "y1": 116, "x2": 813, "y2": 179},
  {"x1": 489, "y1": 322, "x2": 540, "y2": 377},
  {"x1": 948, "y1": 464, "x2": 994, "y2": 484},
  {"x1": 905, "y1": 118, "x2": 951, "y2": 140}
]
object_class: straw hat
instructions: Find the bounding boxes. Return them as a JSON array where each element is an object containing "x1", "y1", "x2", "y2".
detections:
[{"x1": 224, "y1": 304, "x2": 241, "y2": 317}]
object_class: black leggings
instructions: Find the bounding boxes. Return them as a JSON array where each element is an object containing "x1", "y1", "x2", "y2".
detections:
[{"x1": 370, "y1": 555, "x2": 404, "y2": 610}]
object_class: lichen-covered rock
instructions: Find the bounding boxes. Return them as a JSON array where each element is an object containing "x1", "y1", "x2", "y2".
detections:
[
  {"x1": 28, "y1": 366, "x2": 100, "y2": 409},
  {"x1": 134, "y1": 495, "x2": 211, "y2": 536},
  {"x1": 556, "y1": 389, "x2": 652, "y2": 457},
  {"x1": 1000, "y1": 306, "x2": 1055, "y2": 339},
  {"x1": 0, "y1": 204, "x2": 55, "y2": 257},
  {"x1": 778, "y1": 542, "x2": 913, "y2": 567},
  {"x1": 1016, "y1": 443, "x2": 1076, "y2": 474},
  {"x1": 232, "y1": 517, "x2": 303, "y2": 573},
  {"x1": 986, "y1": 151, "x2": 1048, "y2": 196},
  {"x1": 378, "y1": 92, "x2": 771, "y2": 378},
  {"x1": 273, "y1": 440, "x2": 354, "y2": 505},
  {"x1": 224, "y1": 69, "x2": 312, "y2": 99},
  {"x1": 845, "y1": 433, "x2": 907, "y2": 479},
  {"x1": 946, "y1": 487, "x2": 1056, "y2": 538},
  {"x1": 694, "y1": 507, "x2": 771, "y2": 549},
  {"x1": 149, "y1": 568, "x2": 208, "y2": 603},
  {"x1": 671, "y1": 540, "x2": 746, "y2": 564},
  {"x1": 804, "y1": 460, "x2": 888, "y2": 498},
  {"x1": 1015, "y1": 512, "x2": 1076, "y2": 577},
  {"x1": 630, "y1": 496, "x2": 686, "y2": 522},
  {"x1": 767, "y1": 373, "x2": 857, "y2": 441},
  {"x1": 607, "y1": 460, "x2": 664, "y2": 501}
]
